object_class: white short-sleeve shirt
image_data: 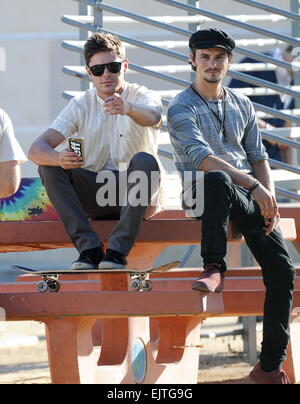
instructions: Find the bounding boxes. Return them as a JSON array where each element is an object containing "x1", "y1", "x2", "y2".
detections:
[
  {"x1": 50, "y1": 83, "x2": 162, "y2": 173},
  {"x1": 0, "y1": 109, "x2": 27, "y2": 163},
  {"x1": 50, "y1": 83, "x2": 165, "y2": 217}
]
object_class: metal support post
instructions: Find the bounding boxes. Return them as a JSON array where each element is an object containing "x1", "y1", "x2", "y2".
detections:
[
  {"x1": 187, "y1": 1, "x2": 199, "y2": 97},
  {"x1": 79, "y1": 4, "x2": 92, "y2": 91},
  {"x1": 94, "y1": 0, "x2": 103, "y2": 30},
  {"x1": 291, "y1": 0, "x2": 300, "y2": 166},
  {"x1": 242, "y1": 317, "x2": 258, "y2": 366},
  {"x1": 291, "y1": 0, "x2": 300, "y2": 108}
]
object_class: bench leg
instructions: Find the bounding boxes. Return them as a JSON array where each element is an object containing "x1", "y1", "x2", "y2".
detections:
[
  {"x1": 283, "y1": 311, "x2": 300, "y2": 384},
  {"x1": 44, "y1": 314, "x2": 210, "y2": 384},
  {"x1": 45, "y1": 317, "x2": 97, "y2": 384},
  {"x1": 97, "y1": 319, "x2": 129, "y2": 366},
  {"x1": 89, "y1": 316, "x2": 205, "y2": 384},
  {"x1": 45, "y1": 315, "x2": 205, "y2": 384}
]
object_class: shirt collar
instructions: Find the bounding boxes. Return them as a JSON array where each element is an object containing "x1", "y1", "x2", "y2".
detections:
[{"x1": 95, "y1": 82, "x2": 129, "y2": 105}]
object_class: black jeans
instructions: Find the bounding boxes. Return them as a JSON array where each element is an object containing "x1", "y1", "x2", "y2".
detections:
[
  {"x1": 39, "y1": 152, "x2": 160, "y2": 256},
  {"x1": 200, "y1": 170, "x2": 295, "y2": 372}
]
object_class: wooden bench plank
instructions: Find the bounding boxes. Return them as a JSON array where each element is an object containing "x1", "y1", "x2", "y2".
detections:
[
  {"x1": 279, "y1": 203, "x2": 300, "y2": 251},
  {"x1": 1, "y1": 270, "x2": 299, "y2": 318},
  {"x1": 0, "y1": 290, "x2": 224, "y2": 320},
  {"x1": 0, "y1": 216, "x2": 296, "y2": 253}
]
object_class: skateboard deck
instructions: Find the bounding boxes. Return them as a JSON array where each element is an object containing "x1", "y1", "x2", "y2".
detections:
[{"x1": 11, "y1": 261, "x2": 181, "y2": 293}]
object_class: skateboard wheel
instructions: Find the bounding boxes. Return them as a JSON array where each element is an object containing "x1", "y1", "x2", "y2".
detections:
[
  {"x1": 37, "y1": 281, "x2": 48, "y2": 293},
  {"x1": 48, "y1": 282, "x2": 60, "y2": 293},
  {"x1": 142, "y1": 280, "x2": 152, "y2": 292},
  {"x1": 131, "y1": 279, "x2": 142, "y2": 291}
]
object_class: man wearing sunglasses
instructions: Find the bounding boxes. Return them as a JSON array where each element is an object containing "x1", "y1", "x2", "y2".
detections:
[
  {"x1": 29, "y1": 32, "x2": 163, "y2": 270},
  {"x1": 0, "y1": 108, "x2": 27, "y2": 198}
]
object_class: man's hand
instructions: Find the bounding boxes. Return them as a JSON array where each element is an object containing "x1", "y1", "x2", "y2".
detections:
[
  {"x1": 103, "y1": 93, "x2": 132, "y2": 116},
  {"x1": 58, "y1": 149, "x2": 84, "y2": 170},
  {"x1": 262, "y1": 214, "x2": 281, "y2": 236},
  {"x1": 251, "y1": 183, "x2": 279, "y2": 235}
]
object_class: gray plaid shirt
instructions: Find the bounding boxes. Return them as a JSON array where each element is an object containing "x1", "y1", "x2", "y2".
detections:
[{"x1": 167, "y1": 86, "x2": 268, "y2": 179}]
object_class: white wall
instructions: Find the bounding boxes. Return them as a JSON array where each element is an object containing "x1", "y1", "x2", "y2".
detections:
[{"x1": 0, "y1": 0, "x2": 81, "y2": 177}]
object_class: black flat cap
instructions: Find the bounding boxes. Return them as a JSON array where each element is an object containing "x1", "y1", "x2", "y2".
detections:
[{"x1": 189, "y1": 28, "x2": 235, "y2": 53}]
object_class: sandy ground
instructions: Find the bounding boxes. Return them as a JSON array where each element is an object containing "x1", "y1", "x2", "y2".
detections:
[{"x1": 0, "y1": 317, "x2": 259, "y2": 384}]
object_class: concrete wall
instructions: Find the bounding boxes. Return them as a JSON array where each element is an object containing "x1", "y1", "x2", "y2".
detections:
[{"x1": 0, "y1": 0, "x2": 81, "y2": 177}]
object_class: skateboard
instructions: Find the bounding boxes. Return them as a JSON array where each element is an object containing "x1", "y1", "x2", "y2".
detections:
[{"x1": 11, "y1": 261, "x2": 181, "y2": 293}]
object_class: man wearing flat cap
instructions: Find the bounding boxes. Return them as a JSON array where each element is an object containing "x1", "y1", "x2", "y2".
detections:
[{"x1": 167, "y1": 28, "x2": 295, "y2": 384}]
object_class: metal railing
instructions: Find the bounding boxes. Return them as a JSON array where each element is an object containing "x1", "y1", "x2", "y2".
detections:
[
  {"x1": 233, "y1": 0, "x2": 300, "y2": 22},
  {"x1": 62, "y1": 25, "x2": 300, "y2": 125},
  {"x1": 62, "y1": 0, "x2": 300, "y2": 201}
]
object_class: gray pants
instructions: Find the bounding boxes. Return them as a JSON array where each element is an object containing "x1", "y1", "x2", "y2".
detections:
[{"x1": 39, "y1": 152, "x2": 160, "y2": 255}]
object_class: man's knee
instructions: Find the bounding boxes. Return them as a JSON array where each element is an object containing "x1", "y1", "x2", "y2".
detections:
[
  {"x1": 130, "y1": 152, "x2": 159, "y2": 172},
  {"x1": 264, "y1": 263, "x2": 295, "y2": 291},
  {"x1": 38, "y1": 165, "x2": 63, "y2": 180},
  {"x1": 38, "y1": 166, "x2": 71, "y2": 190}
]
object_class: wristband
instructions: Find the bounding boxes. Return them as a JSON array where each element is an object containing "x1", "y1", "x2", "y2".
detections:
[{"x1": 249, "y1": 181, "x2": 260, "y2": 194}]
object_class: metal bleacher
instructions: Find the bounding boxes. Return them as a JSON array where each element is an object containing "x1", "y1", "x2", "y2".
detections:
[{"x1": 61, "y1": 0, "x2": 300, "y2": 204}]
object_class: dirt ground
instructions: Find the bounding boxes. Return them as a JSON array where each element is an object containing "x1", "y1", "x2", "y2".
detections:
[{"x1": 0, "y1": 317, "x2": 259, "y2": 384}]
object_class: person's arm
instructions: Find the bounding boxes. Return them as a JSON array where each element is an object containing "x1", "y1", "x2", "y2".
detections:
[
  {"x1": 228, "y1": 97, "x2": 279, "y2": 233},
  {"x1": 198, "y1": 155, "x2": 278, "y2": 235},
  {"x1": 0, "y1": 161, "x2": 21, "y2": 198},
  {"x1": 198, "y1": 154, "x2": 275, "y2": 218},
  {"x1": 251, "y1": 158, "x2": 274, "y2": 195},
  {"x1": 234, "y1": 100, "x2": 279, "y2": 233},
  {"x1": 28, "y1": 129, "x2": 84, "y2": 170},
  {"x1": 127, "y1": 103, "x2": 162, "y2": 128},
  {"x1": 241, "y1": 101, "x2": 278, "y2": 226},
  {"x1": 29, "y1": 97, "x2": 84, "y2": 169},
  {"x1": 198, "y1": 154, "x2": 256, "y2": 188},
  {"x1": 0, "y1": 110, "x2": 27, "y2": 197},
  {"x1": 250, "y1": 159, "x2": 279, "y2": 235},
  {"x1": 103, "y1": 93, "x2": 162, "y2": 128}
]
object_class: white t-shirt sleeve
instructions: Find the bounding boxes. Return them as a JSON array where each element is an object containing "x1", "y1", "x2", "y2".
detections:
[
  {"x1": 135, "y1": 88, "x2": 163, "y2": 109},
  {"x1": 0, "y1": 109, "x2": 27, "y2": 163},
  {"x1": 50, "y1": 97, "x2": 80, "y2": 139}
]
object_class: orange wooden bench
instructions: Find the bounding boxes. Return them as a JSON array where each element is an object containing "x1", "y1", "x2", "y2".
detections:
[
  {"x1": 0, "y1": 179, "x2": 298, "y2": 384},
  {"x1": 0, "y1": 209, "x2": 296, "y2": 267},
  {"x1": 0, "y1": 267, "x2": 299, "y2": 384},
  {"x1": 279, "y1": 203, "x2": 300, "y2": 252}
]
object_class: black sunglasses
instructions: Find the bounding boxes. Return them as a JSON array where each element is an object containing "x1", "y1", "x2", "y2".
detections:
[{"x1": 88, "y1": 61, "x2": 123, "y2": 77}]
